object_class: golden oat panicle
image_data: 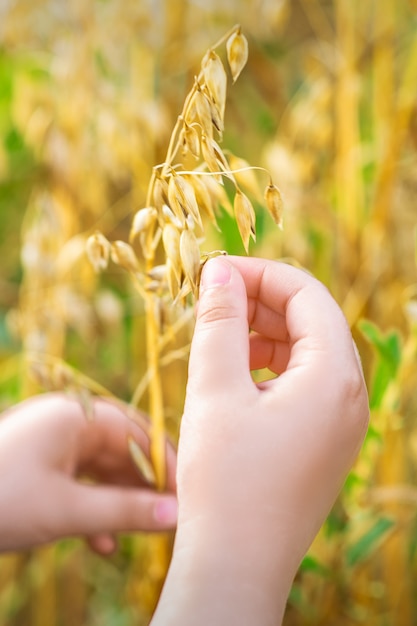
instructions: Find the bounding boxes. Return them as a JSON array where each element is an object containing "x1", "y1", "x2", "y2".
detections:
[{"x1": 101, "y1": 26, "x2": 284, "y2": 299}]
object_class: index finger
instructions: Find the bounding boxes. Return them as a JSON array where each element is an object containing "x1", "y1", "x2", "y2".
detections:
[{"x1": 227, "y1": 256, "x2": 356, "y2": 362}]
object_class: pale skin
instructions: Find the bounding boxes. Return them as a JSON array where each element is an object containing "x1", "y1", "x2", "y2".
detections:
[
  {"x1": 0, "y1": 256, "x2": 369, "y2": 624},
  {"x1": 150, "y1": 256, "x2": 369, "y2": 625},
  {"x1": 0, "y1": 395, "x2": 178, "y2": 555}
]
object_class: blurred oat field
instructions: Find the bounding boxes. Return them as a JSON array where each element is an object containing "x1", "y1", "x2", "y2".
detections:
[{"x1": 1, "y1": 0, "x2": 417, "y2": 624}]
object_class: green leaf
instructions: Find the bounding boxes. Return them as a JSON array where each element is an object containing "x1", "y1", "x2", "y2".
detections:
[
  {"x1": 343, "y1": 470, "x2": 366, "y2": 494},
  {"x1": 288, "y1": 582, "x2": 318, "y2": 618},
  {"x1": 216, "y1": 206, "x2": 247, "y2": 255},
  {"x1": 358, "y1": 319, "x2": 402, "y2": 409},
  {"x1": 359, "y1": 320, "x2": 401, "y2": 366},
  {"x1": 325, "y1": 499, "x2": 348, "y2": 536},
  {"x1": 288, "y1": 583, "x2": 304, "y2": 609},
  {"x1": 299, "y1": 554, "x2": 329, "y2": 577},
  {"x1": 346, "y1": 517, "x2": 395, "y2": 567},
  {"x1": 364, "y1": 423, "x2": 383, "y2": 443}
]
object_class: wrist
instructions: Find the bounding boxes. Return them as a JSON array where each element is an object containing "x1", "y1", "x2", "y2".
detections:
[{"x1": 152, "y1": 519, "x2": 297, "y2": 625}]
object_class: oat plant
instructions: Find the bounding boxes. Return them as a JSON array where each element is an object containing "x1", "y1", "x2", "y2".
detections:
[{"x1": 87, "y1": 24, "x2": 283, "y2": 489}]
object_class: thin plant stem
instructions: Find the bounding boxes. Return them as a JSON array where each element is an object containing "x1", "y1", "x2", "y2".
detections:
[
  {"x1": 141, "y1": 216, "x2": 167, "y2": 489},
  {"x1": 144, "y1": 289, "x2": 166, "y2": 489}
]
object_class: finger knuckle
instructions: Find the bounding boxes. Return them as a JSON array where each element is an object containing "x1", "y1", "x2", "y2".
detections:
[{"x1": 197, "y1": 300, "x2": 241, "y2": 326}]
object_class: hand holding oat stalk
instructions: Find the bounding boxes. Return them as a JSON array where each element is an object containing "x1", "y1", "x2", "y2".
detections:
[{"x1": 87, "y1": 24, "x2": 283, "y2": 489}]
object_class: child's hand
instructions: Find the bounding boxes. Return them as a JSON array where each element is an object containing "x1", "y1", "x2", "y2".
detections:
[
  {"x1": 153, "y1": 256, "x2": 369, "y2": 625},
  {"x1": 0, "y1": 394, "x2": 177, "y2": 554}
]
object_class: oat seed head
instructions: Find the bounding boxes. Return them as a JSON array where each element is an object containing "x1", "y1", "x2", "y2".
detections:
[{"x1": 92, "y1": 25, "x2": 283, "y2": 302}]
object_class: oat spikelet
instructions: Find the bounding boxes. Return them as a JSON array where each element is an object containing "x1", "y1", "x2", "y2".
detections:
[
  {"x1": 190, "y1": 84, "x2": 214, "y2": 139},
  {"x1": 187, "y1": 174, "x2": 218, "y2": 228},
  {"x1": 167, "y1": 174, "x2": 187, "y2": 228},
  {"x1": 226, "y1": 27, "x2": 249, "y2": 83},
  {"x1": 162, "y1": 203, "x2": 183, "y2": 229},
  {"x1": 180, "y1": 120, "x2": 200, "y2": 158},
  {"x1": 162, "y1": 223, "x2": 182, "y2": 280},
  {"x1": 130, "y1": 207, "x2": 158, "y2": 242},
  {"x1": 86, "y1": 231, "x2": 111, "y2": 272},
  {"x1": 205, "y1": 88, "x2": 224, "y2": 136},
  {"x1": 153, "y1": 175, "x2": 169, "y2": 209},
  {"x1": 201, "y1": 133, "x2": 221, "y2": 175},
  {"x1": 264, "y1": 183, "x2": 284, "y2": 229},
  {"x1": 202, "y1": 50, "x2": 227, "y2": 131},
  {"x1": 166, "y1": 258, "x2": 180, "y2": 300},
  {"x1": 201, "y1": 135, "x2": 233, "y2": 183},
  {"x1": 179, "y1": 228, "x2": 200, "y2": 289},
  {"x1": 128, "y1": 436, "x2": 156, "y2": 486},
  {"x1": 174, "y1": 174, "x2": 203, "y2": 229},
  {"x1": 111, "y1": 241, "x2": 140, "y2": 273},
  {"x1": 210, "y1": 137, "x2": 232, "y2": 173},
  {"x1": 234, "y1": 188, "x2": 256, "y2": 253}
]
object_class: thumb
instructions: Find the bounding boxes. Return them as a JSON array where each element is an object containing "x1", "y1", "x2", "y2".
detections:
[{"x1": 188, "y1": 256, "x2": 252, "y2": 394}]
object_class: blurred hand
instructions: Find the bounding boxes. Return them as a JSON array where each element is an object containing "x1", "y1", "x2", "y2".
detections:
[
  {"x1": 0, "y1": 393, "x2": 177, "y2": 555},
  {"x1": 152, "y1": 255, "x2": 369, "y2": 625}
]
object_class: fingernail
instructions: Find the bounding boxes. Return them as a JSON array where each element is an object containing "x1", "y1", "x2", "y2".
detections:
[
  {"x1": 154, "y1": 497, "x2": 178, "y2": 526},
  {"x1": 200, "y1": 257, "x2": 232, "y2": 290}
]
